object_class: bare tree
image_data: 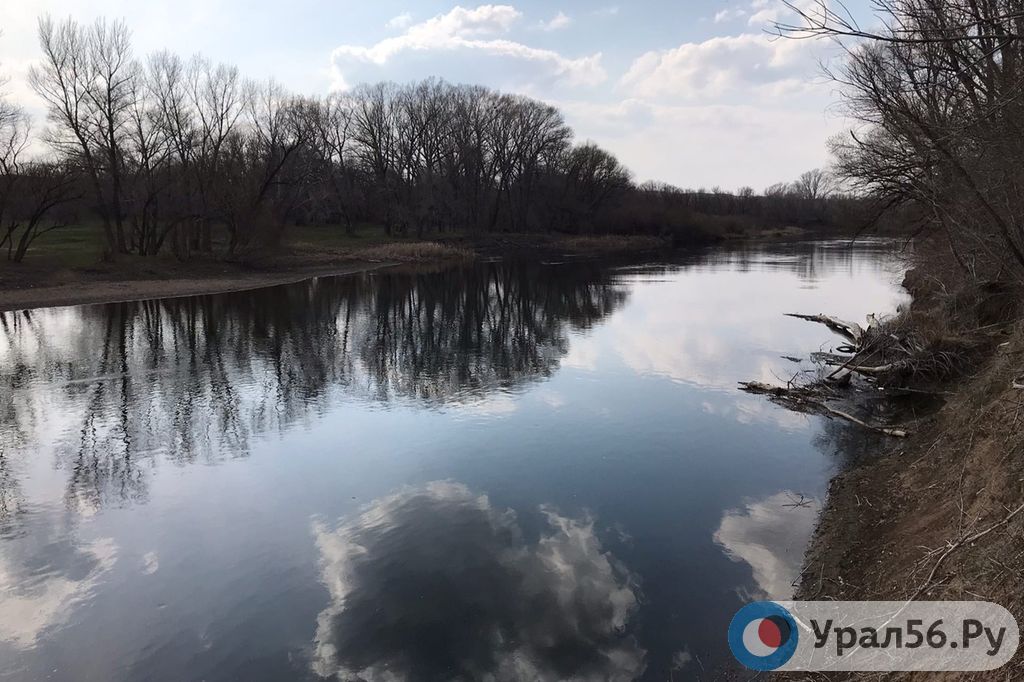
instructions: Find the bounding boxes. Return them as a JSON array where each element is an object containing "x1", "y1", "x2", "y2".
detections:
[
  {"x1": 29, "y1": 16, "x2": 134, "y2": 256},
  {"x1": 13, "y1": 13, "x2": 869, "y2": 260},
  {"x1": 0, "y1": 82, "x2": 78, "y2": 262},
  {"x1": 559, "y1": 142, "x2": 632, "y2": 231},
  {"x1": 0, "y1": 94, "x2": 33, "y2": 257},
  {"x1": 1, "y1": 162, "x2": 79, "y2": 262},
  {"x1": 792, "y1": 168, "x2": 834, "y2": 200},
  {"x1": 187, "y1": 56, "x2": 246, "y2": 252},
  {"x1": 777, "y1": 0, "x2": 1024, "y2": 279}
]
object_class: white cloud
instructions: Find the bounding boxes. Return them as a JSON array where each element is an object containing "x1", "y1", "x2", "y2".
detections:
[
  {"x1": 340, "y1": 4, "x2": 522, "y2": 64},
  {"x1": 555, "y1": 95, "x2": 837, "y2": 200},
  {"x1": 747, "y1": 0, "x2": 783, "y2": 25},
  {"x1": 538, "y1": 11, "x2": 571, "y2": 31},
  {"x1": 748, "y1": 7, "x2": 782, "y2": 25},
  {"x1": 330, "y1": 4, "x2": 605, "y2": 90},
  {"x1": 592, "y1": 19, "x2": 847, "y2": 186},
  {"x1": 385, "y1": 12, "x2": 414, "y2": 30},
  {"x1": 621, "y1": 33, "x2": 813, "y2": 101},
  {"x1": 748, "y1": 0, "x2": 830, "y2": 28},
  {"x1": 714, "y1": 8, "x2": 747, "y2": 23}
]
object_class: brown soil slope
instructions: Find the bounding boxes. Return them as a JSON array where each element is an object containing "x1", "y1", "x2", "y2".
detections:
[{"x1": 795, "y1": 319, "x2": 1024, "y2": 681}]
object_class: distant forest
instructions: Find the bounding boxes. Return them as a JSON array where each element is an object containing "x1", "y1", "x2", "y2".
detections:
[{"x1": 0, "y1": 16, "x2": 882, "y2": 262}]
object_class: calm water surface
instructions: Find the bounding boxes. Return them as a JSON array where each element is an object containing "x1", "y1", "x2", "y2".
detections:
[{"x1": 0, "y1": 241, "x2": 908, "y2": 681}]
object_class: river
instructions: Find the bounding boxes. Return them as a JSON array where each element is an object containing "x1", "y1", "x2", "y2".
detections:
[{"x1": 0, "y1": 240, "x2": 908, "y2": 681}]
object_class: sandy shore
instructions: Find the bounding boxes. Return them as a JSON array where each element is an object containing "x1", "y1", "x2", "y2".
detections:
[
  {"x1": 0, "y1": 234, "x2": 678, "y2": 313},
  {"x1": 0, "y1": 261, "x2": 393, "y2": 312}
]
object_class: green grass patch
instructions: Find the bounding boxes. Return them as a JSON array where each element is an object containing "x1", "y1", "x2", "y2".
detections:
[
  {"x1": 289, "y1": 223, "x2": 397, "y2": 250},
  {"x1": 13, "y1": 221, "x2": 469, "y2": 267},
  {"x1": 19, "y1": 223, "x2": 106, "y2": 268},
  {"x1": 288, "y1": 223, "x2": 471, "y2": 251}
]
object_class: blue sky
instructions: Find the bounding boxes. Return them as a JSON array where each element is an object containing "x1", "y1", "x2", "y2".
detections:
[{"x1": 1, "y1": 0, "x2": 870, "y2": 189}]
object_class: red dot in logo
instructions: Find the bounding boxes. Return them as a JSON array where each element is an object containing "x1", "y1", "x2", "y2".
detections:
[{"x1": 758, "y1": 618, "x2": 783, "y2": 648}]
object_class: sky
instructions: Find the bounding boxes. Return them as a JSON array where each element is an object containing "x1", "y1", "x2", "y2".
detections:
[{"x1": 0, "y1": 0, "x2": 869, "y2": 191}]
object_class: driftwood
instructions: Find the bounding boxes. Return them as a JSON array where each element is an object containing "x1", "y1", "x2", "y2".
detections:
[
  {"x1": 739, "y1": 381, "x2": 790, "y2": 397},
  {"x1": 825, "y1": 360, "x2": 908, "y2": 377},
  {"x1": 810, "y1": 351, "x2": 853, "y2": 365},
  {"x1": 826, "y1": 369, "x2": 852, "y2": 387},
  {"x1": 785, "y1": 313, "x2": 865, "y2": 345},
  {"x1": 740, "y1": 310, "x2": 922, "y2": 438},
  {"x1": 738, "y1": 381, "x2": 910, "y2": 437},
  {"x1": 819, "y1": 405, "x2": 910, "y2": 438}
]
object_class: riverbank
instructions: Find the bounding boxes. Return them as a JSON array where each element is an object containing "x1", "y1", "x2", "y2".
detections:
[
  {"x1": 0, "y1": 233, "x2": 667, "y2": 312},
  {"x1": 790, "y1": 267, "x2": 1024, "y2": 679},
  {"x1": 0, "y1": 260, "x2": 400, "y2": 312}
]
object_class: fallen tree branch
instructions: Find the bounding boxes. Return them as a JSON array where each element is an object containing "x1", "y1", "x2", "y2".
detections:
[
  {"x1": 785, "y1": 313, "x2": 865, "y2": 345},
  {"x1": 738, "y1": 381, "x2": 790, "y2": 397},
  {"x1": 738, "y1": 381, "x2": 910, "y2": 437},
  {"x1": 819, "y1": 405, "x2": 910, "y2": 438},
  {"x1": 810, "y1": 351, "x2": 852, "y2": 365},
  {"x1": 825, "y1": 360, "x2": 908, "y2": 376}
]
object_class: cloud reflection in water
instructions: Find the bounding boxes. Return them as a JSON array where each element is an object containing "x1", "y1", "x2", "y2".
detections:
[
  {"x1": 713, "y1": 491, "x2": 819, "y2": 600},
  {"x1": 312, "y1": 482, "x2": 644, "y2": 681},
  {"x1": 0, "y1": 532, "x2": 116, "y2": 648}
]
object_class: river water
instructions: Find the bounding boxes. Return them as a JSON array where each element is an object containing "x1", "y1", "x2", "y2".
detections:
[{"x1": 0, "y1": 240, "x2": 908, "y2": 681}]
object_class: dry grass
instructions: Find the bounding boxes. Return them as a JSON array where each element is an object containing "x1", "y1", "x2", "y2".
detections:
[
  {"x1": 351, "y1": 241, "x2": 475, "y2": 263},
  {"x1": 850, "y1": 309, "x2": 988, "y2": 387},
  {"x1": 558, "y1": 235, "x2": 666, "y2": 253}
]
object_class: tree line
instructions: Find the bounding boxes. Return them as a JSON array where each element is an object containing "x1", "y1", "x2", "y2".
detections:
[{"x1": 0, "y1": 15, "x2": 862, "y2": 263}]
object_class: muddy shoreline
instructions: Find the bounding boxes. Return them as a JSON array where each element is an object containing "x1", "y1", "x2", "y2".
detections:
[
  {"x1": 0, "y1": 234, "x2": 679, "y2": 313},
  {"x1": 0, "y1": 261, "x2": 403, "y2": 312}
]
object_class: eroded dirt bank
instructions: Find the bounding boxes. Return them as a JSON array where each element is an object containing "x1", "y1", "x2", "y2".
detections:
[{"x1": 791, "y1": 301, "x2": 1024, "y2": 680}]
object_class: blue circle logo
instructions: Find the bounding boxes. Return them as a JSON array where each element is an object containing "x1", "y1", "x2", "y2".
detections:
[{"x1": 728, "y1": 601, "x2": 799, "y2": 671}]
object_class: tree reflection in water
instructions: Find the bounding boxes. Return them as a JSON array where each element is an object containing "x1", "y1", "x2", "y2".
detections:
[
  {"x1": 0, "y1": 260, "x2": 628, "y2": 517},
  {"x1": 0, "y1": 242, "x2": 913, "y2": 681}
]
